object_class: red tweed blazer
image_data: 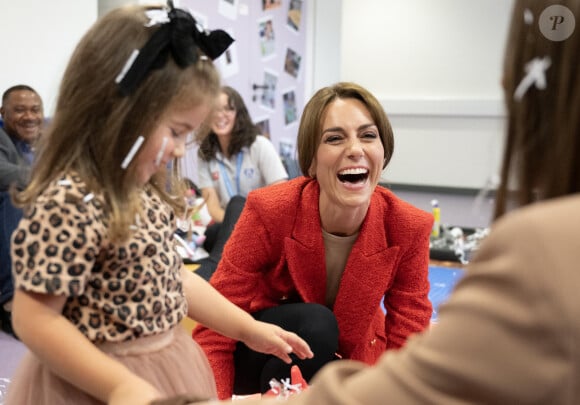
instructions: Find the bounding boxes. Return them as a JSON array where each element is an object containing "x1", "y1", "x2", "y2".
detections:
[{"x1": 193, "y1": 177, "x2": 433, "y2": 399}]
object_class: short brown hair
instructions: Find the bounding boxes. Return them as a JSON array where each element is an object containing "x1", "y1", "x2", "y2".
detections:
[{"x1": 297, "y1": 82, "x2": 393, "y2": 177}]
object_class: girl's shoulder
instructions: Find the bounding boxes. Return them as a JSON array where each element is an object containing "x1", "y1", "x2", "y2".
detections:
[
  {"x1": 38, "y1": 172, "x2": 91, "y2": 202},
  {"x1": 31, "y1": 171, "x2": 105, "y2": 219}
]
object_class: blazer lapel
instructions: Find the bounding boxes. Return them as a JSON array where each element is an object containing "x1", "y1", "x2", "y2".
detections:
[
  {"x1": 332, "y1": 195, "x2": 400, "y2": 354},
  {"x1": 285, "y1": 181, "x2": 327, "y2": 304}
]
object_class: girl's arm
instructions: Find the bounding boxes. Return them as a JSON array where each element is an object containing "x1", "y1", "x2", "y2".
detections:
[
  {"x1": 201, "y1": 187, "x2": 225, "y2": 223},
  {"x1": 182, "y1": 268, "x2": 313, "y2": 363},
  {"x1": 12, "y1": 289, "x2": 161, "y2": 405}
]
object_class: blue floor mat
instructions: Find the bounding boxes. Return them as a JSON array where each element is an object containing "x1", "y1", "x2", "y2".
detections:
[
  {"x1": 427, "y1": 266, "x2": 464, "y2": 322},
  {"x1": 381, "y1": 265, "x2": 465, "y2": 323}
]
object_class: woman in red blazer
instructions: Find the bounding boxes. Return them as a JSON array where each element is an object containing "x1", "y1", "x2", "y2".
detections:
[{"x1": 193, "y1": 82, "x2": 433, "y2": 400}]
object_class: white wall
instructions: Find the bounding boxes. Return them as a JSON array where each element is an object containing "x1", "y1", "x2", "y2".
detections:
[
  {"x1": 311, "y1": 0, "x2": 515, "y2": 189},
  {"x1": 340, "y1": 0, "x2": 512, "y2": 100},
  {"x1": 0, "y1": 1, "x2": 98, "y2": 116}
]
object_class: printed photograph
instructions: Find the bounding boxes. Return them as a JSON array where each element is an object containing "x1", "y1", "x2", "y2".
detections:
[
  {"x1": 254, "y1": 118, "x2": 271, "y2": 139},
  {"x1": 284, "y1": 48, "x2": 302, "y2": 78},
  {"x1": 262, "y1": 0, "x2": 282, "y2": 11},
  {"x1": 258, "y1": 17, "x2": 276, "y2": 58},
  {"x1": 261, "y1": 70, "x2": 278, "y2": 110},
  {"x1": 282, "y1": 89, "x2": 298, "y2": 125},
  {"x1": 287, "y1": 0, "x2": 302, "y2": 32}
]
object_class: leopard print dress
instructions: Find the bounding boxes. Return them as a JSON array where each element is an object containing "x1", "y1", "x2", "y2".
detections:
[{"x1": 6, "y1": 172, "x2": 217, "y2": 404}]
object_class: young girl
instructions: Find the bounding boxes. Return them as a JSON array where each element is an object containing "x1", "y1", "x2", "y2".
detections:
[{"x1": 5, "y1": 3, "x2": 312, "y2": 405}]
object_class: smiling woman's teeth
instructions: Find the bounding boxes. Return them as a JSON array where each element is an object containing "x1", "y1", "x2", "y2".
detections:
[
  {"x1": 337, "y1": 168, "x2": 369, "y2": 183},
  {"x1": 339, "y1": 168, "x2": 367, "y2": 175}
]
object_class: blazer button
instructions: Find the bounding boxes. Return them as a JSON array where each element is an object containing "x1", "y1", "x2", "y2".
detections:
[{"x1": 370, "y1": 338, "x2": 377, "y2": 346}]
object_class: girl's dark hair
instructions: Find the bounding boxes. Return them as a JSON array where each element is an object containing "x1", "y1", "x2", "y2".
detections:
[{"x1": 197, "y1": 86, "x2": 259, "y2": 160}]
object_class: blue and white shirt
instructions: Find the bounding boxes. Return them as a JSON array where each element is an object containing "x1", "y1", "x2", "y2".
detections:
[{"x1": 197, "y1": 135, "x2": 288, "y2": 208}]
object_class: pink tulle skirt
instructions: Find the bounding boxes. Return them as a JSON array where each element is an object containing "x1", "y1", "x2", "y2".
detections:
[{"x1": 5, "y1": 326, "x2": 216, "y2": 404}]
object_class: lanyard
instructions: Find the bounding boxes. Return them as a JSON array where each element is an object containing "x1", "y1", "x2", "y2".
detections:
[{"x1": 218, "y1": 151, "x2": 243, "y2": 198}]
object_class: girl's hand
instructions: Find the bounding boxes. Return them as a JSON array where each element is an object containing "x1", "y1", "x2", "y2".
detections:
[
  {"x1": 241, "y1": 320, "x2": 314, "y2": 364},
  {"x1": 108, "y1": 377, "x2": 161, "y2": 405}
]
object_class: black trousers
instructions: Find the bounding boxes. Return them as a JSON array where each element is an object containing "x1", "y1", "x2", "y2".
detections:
[
  {"x1": 233, "y1": 303, "x2": 339, "y2": 395},
  {"x1": 195, "y1": 195, "x2": 246, "y2": 281}
]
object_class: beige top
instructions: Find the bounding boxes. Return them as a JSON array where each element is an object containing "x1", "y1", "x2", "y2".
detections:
[
  {"x1": 11, "y1": 173, "x2": 187, "y2": 343},
  {"x1": 230, "y1": 194, "x2": 580, "y2": 404},
  {"x1": 322, "y1": 229, "x2": 358, "y2": 308}
]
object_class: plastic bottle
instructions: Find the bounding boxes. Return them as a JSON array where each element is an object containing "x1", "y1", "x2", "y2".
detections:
[{"x1": 431, "y1": 199, "x2": 441, "y2": 238}]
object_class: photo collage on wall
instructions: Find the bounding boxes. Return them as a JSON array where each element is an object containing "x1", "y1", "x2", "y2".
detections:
[
  {"x1": 182, "y1": 0, "x2": 306, "y2": 167},
  {"x1": 256, "y1": 0, "x2": 304, "y2": 158}
]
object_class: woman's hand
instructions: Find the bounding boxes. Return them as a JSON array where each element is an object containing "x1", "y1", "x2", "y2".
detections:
[{"x1": 241, "y1": 320, "x2": 314, "y2": 364}]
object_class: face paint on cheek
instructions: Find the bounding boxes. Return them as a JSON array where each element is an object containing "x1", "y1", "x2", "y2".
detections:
[
  {"x1": 121, "y1": 135, "x2": 145, "y2": 169},
  {"x1": 155, "y1": 136, "x2": 168, "y2": 167}
]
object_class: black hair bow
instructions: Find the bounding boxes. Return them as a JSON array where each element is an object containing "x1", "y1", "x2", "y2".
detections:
[{"x1": 117, "y1": 0, "x2": 234, "y2": 96}]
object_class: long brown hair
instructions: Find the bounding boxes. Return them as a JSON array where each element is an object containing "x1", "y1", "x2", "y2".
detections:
[
  {"x1": 13, "y1": 5, "x2": 221, "y2": 241},
  {"x1": 495, "y1": 0, "x2": 580, "y2": 218}
]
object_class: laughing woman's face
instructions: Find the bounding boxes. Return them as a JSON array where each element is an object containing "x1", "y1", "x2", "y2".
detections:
[{"x1": 310, "y1": 97, "x2": 385, "y2": 211}]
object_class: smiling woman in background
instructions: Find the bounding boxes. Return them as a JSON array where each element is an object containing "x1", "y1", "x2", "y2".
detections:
[
  {"x1": 196, "y1": 86, "x2": 288, "y2": 225},
  {"x1": 194, "y1": 86, "x2": 288, "y2": 280},
  {"x1": 193, "y1": 81, "x2": 433, "y2": 400}
]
